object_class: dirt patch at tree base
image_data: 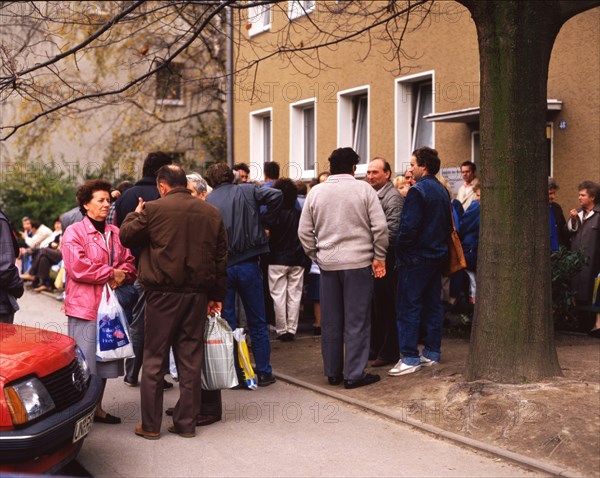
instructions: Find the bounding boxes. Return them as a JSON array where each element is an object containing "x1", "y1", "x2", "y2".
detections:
[{"x1": 271, "y1": 333, "x2": 600, "y2": 476}]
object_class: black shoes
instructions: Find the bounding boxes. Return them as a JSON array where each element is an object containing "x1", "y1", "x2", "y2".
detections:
[
  {"x1": 327, "y1": 375, "x2": 343, "y2": 385},
  {"x1": 276, "y1": 332, "x2": 295, "y2": 342},
  {"x1": 313, "y1": 326, "x2": 321, "y2": 336},
  {"x1": 94, "y1": 413, "x2": 121, "y2": 424},
  {"x1": 196, "y1": 415, "x2": 221, "y2": 427},
  {"x1": 257, "y1": 372, "x2": 276, "y2": 387},
  {"x1": 344, "y1": 373, "x2": 381, "y2": 389}
]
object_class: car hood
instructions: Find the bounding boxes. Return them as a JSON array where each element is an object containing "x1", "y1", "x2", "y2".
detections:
[{"x1": 0, "y1": 323, "x2": 76, "y2": 383}]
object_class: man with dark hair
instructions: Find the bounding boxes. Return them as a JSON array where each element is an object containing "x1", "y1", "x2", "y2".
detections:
[
  {"x1": 548, "y1": 178, "x2": 570, "y2": 251},
  {"x1": 265, "y1": 178, "x2": 307, "y2": 341},
  {"x1": 299, "y1": 147, "x2": 388, "y2": 389},
  {"x1": 232, "y1": 162, "x2": 250, "y2": 183},
  {"x1": 114, "y1": 151, "x2": 173, "y2": 388},
  {"x1": 0, "y1": 210, "x2": 24, "y2": 323},
  {"x1": 206, "y1": 162, "x2": 282, "y2": 387},
  {"x1": 261, "y1": 161, "x2": 281, "y2": 328},
  {"x1": 120, "y1": 164, "x2": 228, "y2": 439},
  {"x1": 456, "y1": 160, "x2": 478, "y2": 211},
  {"x1": 389, "y1": 147, "x2": 452, "y2": 377},
  {"x1": 114, "y1": 152, "x2": 173, "y2": 227},
  {"x1": 263, "y1": 161, "x2": 280, "y2": 187},
  {"x1": 366, "y1": 157, "x2": 403, "y2": 367},
  {"x1": 568, "y1": 180, "x2": 600, "y2": 336}
]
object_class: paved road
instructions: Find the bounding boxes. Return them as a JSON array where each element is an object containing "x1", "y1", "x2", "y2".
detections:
[{"x1": 13, "y1": 291, "x2": 543, "y2": 477}]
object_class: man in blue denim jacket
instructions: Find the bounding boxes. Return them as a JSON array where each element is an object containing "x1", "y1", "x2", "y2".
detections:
[{"x1": 389, "y1": 147, "x2": 452, "y2": 376}]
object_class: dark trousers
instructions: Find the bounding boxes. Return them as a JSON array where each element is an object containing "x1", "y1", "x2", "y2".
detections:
[
  {"x1": 30, "y1": 247, "x2": 62, "y2": 286},
  {"x1": 141, "y1": 290, "x2": 207, "y2": 434},
  {"x1": 125, "y1": 279, "x2": 145, "y2": 383},
  {"x1": 0, "y1": 313, "x2": 14, "y2": 324},
  {"x1": 370, "y1": 251, "x2": 399, "y2": 362},
  {"x1": 320, "y1": 267, "x2": 374, "y2": 381}
]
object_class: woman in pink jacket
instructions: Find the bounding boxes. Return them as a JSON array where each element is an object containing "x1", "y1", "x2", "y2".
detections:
[{"x1": 62, "y1": 179, "x2": 137, "y2": 424}]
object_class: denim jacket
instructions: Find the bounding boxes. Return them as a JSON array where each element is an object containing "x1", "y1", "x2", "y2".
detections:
[{"x1": 396, "y1": 175, "x2": 452, "y2": 265}]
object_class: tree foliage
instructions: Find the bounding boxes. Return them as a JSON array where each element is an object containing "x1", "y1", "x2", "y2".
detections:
[{"x1": 0, "y1": 157, "x2": 78, "y2": 228}]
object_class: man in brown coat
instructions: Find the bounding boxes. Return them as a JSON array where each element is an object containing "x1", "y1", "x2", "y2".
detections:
[{"x1": 120, "y1": 164, "x2": 228, "y2": 439}]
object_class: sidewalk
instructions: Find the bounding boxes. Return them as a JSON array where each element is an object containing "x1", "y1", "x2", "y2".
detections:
[{"x1": 270, "y1": 332, "x2": 600, "y2": 477}]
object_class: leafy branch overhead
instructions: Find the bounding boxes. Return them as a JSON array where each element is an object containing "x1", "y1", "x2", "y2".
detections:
[{"x1": 0, "y1": 1, "x2": 438, "y2": 142}]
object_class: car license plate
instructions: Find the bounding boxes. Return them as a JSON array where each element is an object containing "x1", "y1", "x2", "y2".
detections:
[{"x1": 73, "y1": 410, "x2": 95, "y2": 443}]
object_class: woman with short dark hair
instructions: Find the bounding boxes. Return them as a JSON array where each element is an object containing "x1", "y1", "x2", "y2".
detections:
[{"x1": 63, "y1": 179, "x2": 137, "y2": 423}]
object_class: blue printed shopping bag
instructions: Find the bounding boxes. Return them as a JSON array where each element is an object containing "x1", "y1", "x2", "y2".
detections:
[{"x1": 96, "y1": 284, "x2": 135, "y2": 361}]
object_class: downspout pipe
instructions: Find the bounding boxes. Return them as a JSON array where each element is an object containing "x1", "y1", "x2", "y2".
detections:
[{"x1": 226, "y1": 6, "x2": 234, "y2": 167}]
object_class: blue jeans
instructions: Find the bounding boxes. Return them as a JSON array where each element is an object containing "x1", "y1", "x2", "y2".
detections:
[
  {"x1": 396, "y1": 263, "x2": 444, "y2": 365},
  {"x1": 222, "y1": 260, "x2": 272, "y2": 374}
]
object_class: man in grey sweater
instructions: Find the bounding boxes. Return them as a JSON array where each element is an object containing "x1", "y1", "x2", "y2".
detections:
[{"x1": 299, "y1": 147, "x2": 388, "y2": 389}]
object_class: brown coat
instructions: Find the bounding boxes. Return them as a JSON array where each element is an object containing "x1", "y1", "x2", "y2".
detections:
[
  {"x1": 569, "y1": 204, "x2": 600, "y2": 303},
  {"x1": 119, "y1": 188, "x2": 228, "y2": 300}
]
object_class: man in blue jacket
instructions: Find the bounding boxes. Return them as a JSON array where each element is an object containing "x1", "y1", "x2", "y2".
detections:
[
  {"x1": 206, "y1": 163, "x2": 283, "y2": 387},
  {"x1": 389, "y1": 147, "x2": 451, "y2": 376},
  {"x1": 114, "y1": 151, "x2": 172, "y2": 388}
]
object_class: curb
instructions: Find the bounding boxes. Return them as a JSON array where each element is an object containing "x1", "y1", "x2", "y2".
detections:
[{"x1": 274, "y1": 371, "x2": 582, "y2": 478}]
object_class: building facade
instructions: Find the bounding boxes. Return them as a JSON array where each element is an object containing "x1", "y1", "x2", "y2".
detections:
[{"x1": 232, "y1": 1, "x2": 599, "y2": 205}]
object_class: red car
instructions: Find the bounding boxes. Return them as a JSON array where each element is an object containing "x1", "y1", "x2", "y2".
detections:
[{"x1": 0, "y1": 323, "x2": 102, "y2": 474}]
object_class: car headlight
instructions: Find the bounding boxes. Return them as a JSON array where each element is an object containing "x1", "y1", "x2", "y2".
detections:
[
  {"x1": 75, "y1": 345, "x2": 91, "y2": 383},
  {"x1": 5, "y1": 377, "x2": 56, "y2": 425}
]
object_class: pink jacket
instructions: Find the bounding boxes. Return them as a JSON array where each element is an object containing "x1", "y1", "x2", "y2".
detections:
[{"x1": 62, "y1": 216, "x2": 137, "y2": 321}]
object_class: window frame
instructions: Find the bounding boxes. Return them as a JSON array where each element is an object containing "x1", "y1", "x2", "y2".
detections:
[
  {"x1": 155, "y1": 62, "x2": 185, "y2": 106},
  {"x1": 288, "y1": 0, "x2": 316, "y2": 20},
  {"x1": 394, "y1": 71, "x2": 435, "y2": 172},
  {"x1": 338, "y1": 85, "x2": 370, "y2": 176},
  {"x1": 250, "y1": 108, "x2": 273, "y2": 179},
  {"x1": 290, "y1": 98, "x2": 317, "y2": 180},
  {"x1": 247, "y1": 4, "x2": 272, "y2": 37}
]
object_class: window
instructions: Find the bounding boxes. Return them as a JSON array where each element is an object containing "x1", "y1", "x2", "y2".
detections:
[
  {"x1": 156, "y1": 63, "x2": 184, "y2": 106},
  {"x1": 412, "y1": 82, "x2": 433, "y2": 150},
  {"x1": 338, "y1": 86, "x2": 369, "y2": 174},
  {"x1": 250, "y1": 109, "x2": 272, "y2": 174},
  {"x1": 289, "y1": 0, "x2": 316, "y2": 20},
  {"x1": 395, "y1": 71, "x2": 435, "y2": 170},
  {"x1": 290, "y1": 99, "x2": 316, "y2": 179},
  {"x1": 247, "y1": 4, "x2": 271, "y2": 36},
  {"x1": 471, "y1": 131, "x2": 480, "y2": 164}
]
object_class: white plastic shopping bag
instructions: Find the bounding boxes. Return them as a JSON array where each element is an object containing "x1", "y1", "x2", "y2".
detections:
[
  {"x1": 96, "y1": 284, "x2": 135, "y2": 362},
  {"x1": 201, "y1": 313, "x2": 238, "y2": 390}
]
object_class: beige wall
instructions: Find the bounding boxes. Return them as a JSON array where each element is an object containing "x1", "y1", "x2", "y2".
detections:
[
  {"x1": 233, "y1": 2, "x2": 599, "y2": 207},
  {"x1": 548, "y1": 8, "x2": 600, "y2": 208}
]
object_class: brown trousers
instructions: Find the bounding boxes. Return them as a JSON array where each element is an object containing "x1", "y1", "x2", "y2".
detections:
[{"x1": 141, "y1": 290, "x2": 207, "y2": 434}]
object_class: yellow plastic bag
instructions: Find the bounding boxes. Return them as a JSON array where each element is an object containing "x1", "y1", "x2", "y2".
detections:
[
  {"x1": 54, "y1": 264, "x2": 65, "y2": 290},
  {"x1": 233, "y1": 328, "x2": 257, "y2": 390},
  {"x1": 593, "y1": 273, "x2": 600, "y2": 308}
]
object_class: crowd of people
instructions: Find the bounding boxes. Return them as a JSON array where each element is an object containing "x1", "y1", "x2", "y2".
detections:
[{"x1": 1, "y1": 148, "x2": 598, "y2": 439}]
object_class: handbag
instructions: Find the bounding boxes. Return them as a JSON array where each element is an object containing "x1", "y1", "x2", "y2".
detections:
[
  {"x1": 96, "y1": 284, "x2": 135, "y2": 361},
  {"x1": 109, "y1": 233, "x2": 139, "y2": 313},
  {"x1": 233, "y1": 328, "x2": 258, "y2": 390},
  {"x1": 443, "y1": 205, "x2": 467, "y2": 277},
  {"x1": 201, "y1": 313, "x2": 238, "y2": 390}
]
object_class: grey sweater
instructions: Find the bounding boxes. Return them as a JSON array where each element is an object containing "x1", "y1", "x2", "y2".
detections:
[{"x1": 298, "y1": 174, "x2": 389, "y2": 271}]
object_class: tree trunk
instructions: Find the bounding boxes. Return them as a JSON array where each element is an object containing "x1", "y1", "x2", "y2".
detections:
[{"x1": 464, "y1": 1, "x2": 565, "y2": 382}]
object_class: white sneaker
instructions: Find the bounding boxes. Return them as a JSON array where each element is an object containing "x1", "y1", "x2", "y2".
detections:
[
  {"x1": 420, "y1": 355, "x2": 438, "y2": 367},
  {"x1": 388, "y1": 360, "x2": 422, "y2": 376}
]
